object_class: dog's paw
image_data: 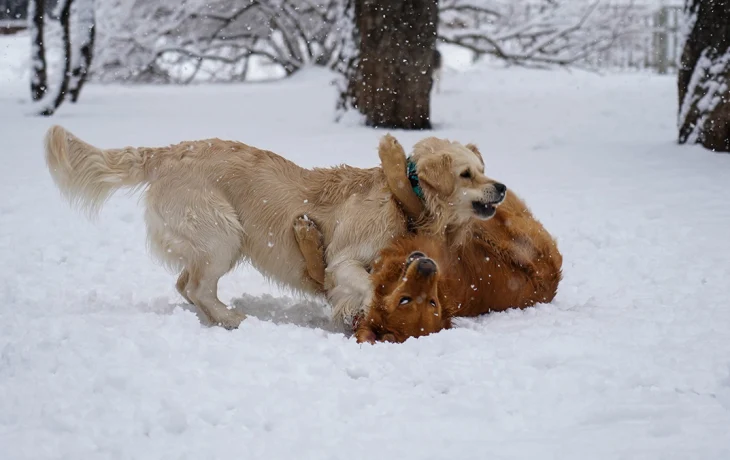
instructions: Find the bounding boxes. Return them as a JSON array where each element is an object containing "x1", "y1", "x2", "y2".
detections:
[
  {"x1": 380, "y1": 133, "x2": 401, "y2": 149},
  {"x1": 293, "y1": 215, "x2": 322, "y2": 244},
  {"x1": 378, "y1": 134, "x2": 407, "y2": 167},
  {"x1": 213, "y1": 309, "x2": 247, "y2": 330},
  {"x1": 378, "y1": 135, "x2": 423, "y2": 218}
]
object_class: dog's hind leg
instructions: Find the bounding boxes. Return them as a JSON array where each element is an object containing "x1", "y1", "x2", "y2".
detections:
[
  {"x1": 182, "y1": 208, "x2": 246, "y2": 329},
  {"x1": 176, "y1": 269, "x2": 192, "y2": 304},
  {"x1": 186, "y1": 254, "x2": 245, "y2": 330},
  {"x1": 146, "y1": 185, "x2": 246, "y2": 329}
]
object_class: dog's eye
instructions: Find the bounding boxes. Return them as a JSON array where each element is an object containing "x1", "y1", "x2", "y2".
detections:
[
  {"x1": 399, "y1": 297, "x2": 412, "y2": 305},
  {"x1": 460, "y1": 170, "x2": 472, "y2": 179},
  {"x1": 430, "y1": 299, "x2": 437, "y2": 307}
]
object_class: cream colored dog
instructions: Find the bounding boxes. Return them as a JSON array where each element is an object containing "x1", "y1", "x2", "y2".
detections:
[{"x1": 44, "y1": 127, "x2": 506, "y2": 329}]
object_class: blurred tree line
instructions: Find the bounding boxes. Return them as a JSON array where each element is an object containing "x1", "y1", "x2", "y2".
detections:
[{"x1": 18, "y1": 0, "x2": 730, "y2": 151}]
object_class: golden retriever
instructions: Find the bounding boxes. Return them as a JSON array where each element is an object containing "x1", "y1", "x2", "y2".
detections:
[
  {"x1": 293, "y1": 135, "x2": 563, "y2": 343},
  {"x1": 43, "y1": 126, "x2": 507, "y2": 330}
]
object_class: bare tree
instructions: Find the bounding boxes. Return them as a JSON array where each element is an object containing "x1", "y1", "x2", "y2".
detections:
[
  {"x1": 29, "y1": 0, "x2": 48, "y2": 101},
  {"x1": 438, "y1": 0, "x2": 633, "y2": 68},
  {"x1": 38, "y1": 0, "x2": 74, "y2": 116},
  {"x1": 69, "y1": 0, "x2": 96, "y2": 102},
  {"x1": 93, "y1": 0, "x2": 345, "y2": 84},
  {"x1": 91, "y1": 0, "x2": 644, "y2": 85},
  {"x1": 678, "y1": 0, "x2": 730, "y2": 152},
  {"x1": 340, "y1": 0, "x2": 439, "y2": 129}
]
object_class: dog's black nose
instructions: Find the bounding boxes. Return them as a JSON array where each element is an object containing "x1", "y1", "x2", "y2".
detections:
[
  {"x1": 407, "y1": 251, "x2": 426, "y2": 263},
  {"x1": 493, "y1": 183, "x2": 507, "y2": 196},
  {"x1": 415, "y1": 258, "x2": 437, "y2": 277}
]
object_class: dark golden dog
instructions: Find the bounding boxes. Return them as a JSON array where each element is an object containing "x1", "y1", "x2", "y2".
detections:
[{"x1": 294, "y1": 135, "x2": 563, "y2": 343}]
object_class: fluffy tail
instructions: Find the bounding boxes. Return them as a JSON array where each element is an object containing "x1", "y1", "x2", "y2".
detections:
[{"x1": 44, "y1": 125, "x2": 154, "y2": 215}]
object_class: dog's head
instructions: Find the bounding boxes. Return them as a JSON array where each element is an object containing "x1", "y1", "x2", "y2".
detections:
[
  {"x1": 410, "y1": 137, "x2": 507, "y2": 226},
  {"x1": 355, "y1": 243, "x2": 455, "y2": 344}
]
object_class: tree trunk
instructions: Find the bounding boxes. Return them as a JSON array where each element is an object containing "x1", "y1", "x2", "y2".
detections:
[
  {"x1": 69, "y1": 0, "x2": 96, "y2": 103},
  {"x1": 346, "y1": 0, "x2": 439, "y2": 130},
  {"x1": 29, "y1": 0, "x2": 48, "y2": 102},
  {"x1": 678, "y1": 0, "x2": 730, "y2": 152},
  {"x1": 39, "y1": 0, "x2": 74, "y2": 116}
]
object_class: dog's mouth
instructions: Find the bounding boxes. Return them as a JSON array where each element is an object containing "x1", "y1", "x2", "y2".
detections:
[
  {"x1": 472, "y1": 187, "x2": 506, "y2": 219},
  {"x1": 471, "y1": 200, "x2": 498, "y2": 219}
]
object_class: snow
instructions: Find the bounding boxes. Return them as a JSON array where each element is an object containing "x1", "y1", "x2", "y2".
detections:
[{"x1": 2, "y1": 37, "x2": 730, "y2": 459}]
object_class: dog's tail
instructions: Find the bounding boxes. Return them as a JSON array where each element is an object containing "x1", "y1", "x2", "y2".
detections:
[{"x1": 44, "y1": 125, "x2": 158, "y2": 215}]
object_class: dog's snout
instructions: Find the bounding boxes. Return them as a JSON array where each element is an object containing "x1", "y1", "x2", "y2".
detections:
[
  {"x1": 415, "y1": 258, "x2": 437, "y2": 277},
  {"x1": 493, "y1": 182, "x2": 507, "y2": 196}
]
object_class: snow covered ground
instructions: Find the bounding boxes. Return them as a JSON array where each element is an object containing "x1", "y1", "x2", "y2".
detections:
[{"x1": 2, "y1": 35, "x2": 730, "y2": 459}]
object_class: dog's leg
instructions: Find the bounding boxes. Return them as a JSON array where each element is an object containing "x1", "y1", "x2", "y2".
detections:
[
  {"x1": 326, "y1": 258, "x2": 374, "y2": 329},
  {"x1": 146, "y1": 186, "x2": 245, "y2": 329},
  {"x1": 188, "y1": 223, "x2": 245, "y2": 329},
  {"x1": 293, "y1": 216, "x2": 326, "y2": 291},
  {"x1": 379, "y1": 135, "x2": 424, "y2": 219},
  {"x1": 186, "y1": 257, "x2": 246, "y2": 330},
  {"x1": 176, "y1": 269, "x2": 193, "y2": 304}
]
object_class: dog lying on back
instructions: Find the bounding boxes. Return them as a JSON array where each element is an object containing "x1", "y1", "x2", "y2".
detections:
[
  {"x1": 294, "y1": 135, "x2": 563, "y2": 343},
  {"x1": 44, "y1": 127, "x2": 506, "y2": 331}
]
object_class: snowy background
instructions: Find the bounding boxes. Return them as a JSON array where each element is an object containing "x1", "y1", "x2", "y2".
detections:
[{"x1": 2, "y1": 26, "x2": 730, "y2": 460}]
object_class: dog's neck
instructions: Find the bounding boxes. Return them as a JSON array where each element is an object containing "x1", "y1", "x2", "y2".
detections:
[
  {"x1": 406, "y1": 157, "x2": 424, "y2": 201},
  {"x1": 420, "y1": 213, "x2": 476, "y2": 246},
  {"x1": 445, "y1": 223, "x2": 476, "y2": 246}
]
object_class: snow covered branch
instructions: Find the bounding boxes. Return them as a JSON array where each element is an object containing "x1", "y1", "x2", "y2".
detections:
[
  {"x1": 93, "y1": 0, "x2": 345, "y2": 83},
  {"x1": 438, "y1": 0, "x2": 638, "y2": 68},
  {"x1": 89, "y1": 0, "x2": 653, "y2": 84}
]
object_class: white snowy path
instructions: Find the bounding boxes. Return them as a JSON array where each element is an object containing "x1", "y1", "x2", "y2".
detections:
[{"x1": 1, "y1": 57, "x2": 730, "y2": 457}]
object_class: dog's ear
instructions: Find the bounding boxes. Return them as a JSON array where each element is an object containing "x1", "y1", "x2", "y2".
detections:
[
  {"x1": 417, "y1": 154, "x2": 455, "y2": 197},
  {"x1": 465, "y1": 143, "x2": 484, "y2": 167}
]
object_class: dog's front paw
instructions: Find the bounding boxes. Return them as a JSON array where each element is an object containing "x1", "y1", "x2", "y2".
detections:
[
  {"x1": 378, "y1": 134, "x2": 423, "y2": 218},
  {"x1": 378, "y1": 134, "x2": 407, "y2": 168}
]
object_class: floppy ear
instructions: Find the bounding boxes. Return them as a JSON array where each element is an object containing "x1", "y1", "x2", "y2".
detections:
[
  {"x1": 417, "y1": 154, "x2": 455, "y2": 197},
  {"x1": 465, "y1": 143, "x2": 484, "y2": 166}
]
